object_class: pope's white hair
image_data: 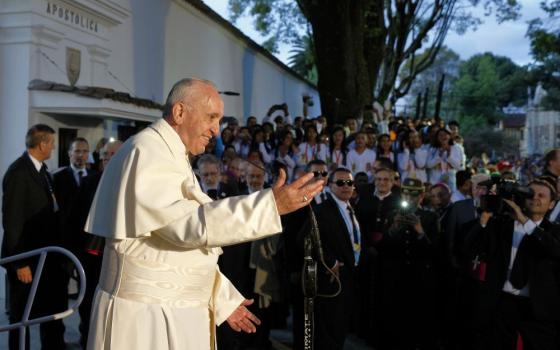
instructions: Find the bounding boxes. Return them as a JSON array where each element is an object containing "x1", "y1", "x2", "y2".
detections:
[{"x1": 162, "y1": 78, "x2": 217, "y2": 117}]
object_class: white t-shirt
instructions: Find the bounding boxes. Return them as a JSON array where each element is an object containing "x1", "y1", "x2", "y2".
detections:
[{"x1": 345, "y1": 148, "x2": 376, "y2": 175}]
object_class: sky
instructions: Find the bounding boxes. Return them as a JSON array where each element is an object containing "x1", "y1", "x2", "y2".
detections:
[{"x1": 202, "y1": 0, "x2": 547, "y2": 67}]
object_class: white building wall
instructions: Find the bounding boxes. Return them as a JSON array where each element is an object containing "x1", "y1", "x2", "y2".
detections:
[
  {"x1": 0, "y1": 0, "x2": 35, "y2": 175},
  {"x1": 526, "y1": 108, "x2": 560, "y2": 155},
  {"x1": 163, "y1": 0, "x2": 320, "y2": 122}
]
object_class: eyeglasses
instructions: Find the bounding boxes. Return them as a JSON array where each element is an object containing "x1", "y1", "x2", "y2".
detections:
[
  {"x1": 201, "y1": 172, "x2": 218, "y2": 177},
  {"x1": 313, "y1": 171, "x2": 328, "y2": 178},
  {"x1": 334, "y1": 179, "x2": 354, "y2": 187}
]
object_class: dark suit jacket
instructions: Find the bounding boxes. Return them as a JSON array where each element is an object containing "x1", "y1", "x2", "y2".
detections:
[
  {"x1": 69, "y1": 172, "x2": 104, "y2": 253},
  {"x1": 296, "y1": 194, "x2": 357, "y2": 294},
  {"x1": 53, "y1": 166, "x2": 80, "y2": 211},
  {"x1": 1, "y1": 153, "x2": 59, "y2": 270},
  {"x1": 54, "y1": 166, "x2": 97, "y2": 251},
  {"x1": 355, "y1": 191, "x2": 400, "y2": 249},
  {"x1": 445, "y1": 199, "x2": 477, "y2": 268},
  {"x1": 299, "y1": 194, "x2": 358, "y2": 350},
  {"x1": 314, "y1": 195, "x2": 357, "y2": 270},
  {"x1": 465, "y1": 216, "x2": 560, "y2": 321},
  {"x1": 203, "y1": 181, "x2": 238, "y2": 200},
  {"x1": 379, "y1": 207, "x2": 440, "y2": 286}
]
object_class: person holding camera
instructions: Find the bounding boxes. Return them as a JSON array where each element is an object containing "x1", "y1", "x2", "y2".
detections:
[
  {"x1": 427, "y1": 128, "x2": 463, "y2": 191},
  {"x1": 465, "y1": 177, "x2": 560, "y2": 350},
  {"x1": 375, "y1": 177, "x2": 440, "y2": 350},
  {"x1": 263, "y1": 103, "x2": 292, "y2": 126}
]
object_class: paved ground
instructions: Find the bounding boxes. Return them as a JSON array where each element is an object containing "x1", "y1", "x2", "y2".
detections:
[{"x1": 0, "y1": 273, "x2": 372, "y2": 349}]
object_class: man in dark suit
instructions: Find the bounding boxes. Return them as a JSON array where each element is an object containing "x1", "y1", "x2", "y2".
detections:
[
  {"x1": 441, "y1": 174, "x2": 491, "y2": 349},
  {"x1": 307, "y1": 160, "x2": 329, "y2": 205},
  {"x1": 311, "y1": 168, "x2": 361, "y2": 350},
  {"x1": 294, "y1": 168, "x2": 361, "y2": 349},
  {"x1": 198, "y1": 154, "x2": 238, "y2": 200},
  {"x1": 1, "y1": 124, "x2": 65, "y2": 349},
  {"x1": 354, "y1": 167, "x2": 400, "y2": 346},
  {"x1": 376, "y1": 178, "x2": 440, "y2": 350},
  {"x1": 465, "y1": 177, "x2": 560, "y2": 349},
  {"x1": 53, "y1": 137, "x2": 92, "y2": 253}
]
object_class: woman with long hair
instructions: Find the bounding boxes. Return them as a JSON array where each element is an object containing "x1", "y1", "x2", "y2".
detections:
[
  {"x1": 221, "y1": 128, "x2": 234, "y2": 147},
  {"x1": 327, "y1": 126, "x2": 347, "y2": 170},
  {"x1": 250, "y1": 127, "x2": 273, "y2": 164},
  {"x1": 376, "y1": 133, "x2": 396, "y2": 168},
  {"x1": 274, "y1": 131, "x2": 298, "y2": 180},
  {"x1": 296, "y1": 125, "x2": 327, "y2": 166},
  {"x1": 426, "y1": 128, "x2": 463, "y2": 190}
]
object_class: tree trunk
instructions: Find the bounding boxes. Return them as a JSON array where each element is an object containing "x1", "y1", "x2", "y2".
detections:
[{"x1": 304, "y1": 1, "x2": 372, "y2": 124}]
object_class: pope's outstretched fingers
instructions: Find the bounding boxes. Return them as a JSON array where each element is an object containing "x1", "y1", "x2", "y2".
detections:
[{"x1": 272, "y1": 171, "x2": 324, "y2": 215}]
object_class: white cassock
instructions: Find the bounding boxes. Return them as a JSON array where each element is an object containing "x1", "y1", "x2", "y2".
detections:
[{"x1": 85, "y1": 118, "x2": 282, "y2": 350}]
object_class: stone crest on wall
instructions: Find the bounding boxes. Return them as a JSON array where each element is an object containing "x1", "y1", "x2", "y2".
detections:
[{"x1": 66, "y1": 47, "x2": 81, "y2": 86}]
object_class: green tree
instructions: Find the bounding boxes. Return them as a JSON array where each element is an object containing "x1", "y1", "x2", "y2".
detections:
[
  {"x1": 228, "y1": 0, "x2": 520, "y2": 122},
  {"x1": 526, "y1": 0, "x2": 560, "y2": 109},
  {"x1": 288, "y1": 34, "x2": 317, "y2": 84},
  {"x1": 448, "y1": 53, "x2": 528, "y2": 124}
]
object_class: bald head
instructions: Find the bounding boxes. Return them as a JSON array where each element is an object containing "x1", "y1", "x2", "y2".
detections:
[
  {"x1": 163, "y1": 78, "x2": 224, "y2": 155},
  {"x1": 101, "y1": 140, "x2": 123, "y2": 170},
  {"x1": 162, "y1": 78, "x2": 217, "y2": 118}
]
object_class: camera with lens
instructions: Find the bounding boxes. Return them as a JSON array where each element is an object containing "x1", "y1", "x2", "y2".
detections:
[
  {"x1": 303, "y1": 95, "x2": 314, "y2": 107},
  {"x1": 479, "y1": 178, "x2": 534, "y2": 216},
  {"x1": 392, "y1": 200, "x2": 419, "y2": 229}
]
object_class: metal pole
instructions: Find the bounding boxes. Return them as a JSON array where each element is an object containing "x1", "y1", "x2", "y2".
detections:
[
  {"x1": 302, "y1": 238, "x2": 317, "y2": 350},
  {"x1": 422, "y1": 88, "x2": 429, "y2": 119},
  {"x1": 18, "y1": 252, "x2": 47, "y2": 350},
  {"x1": 0, "y1": 246, "x2": 87, "y2": 350},
  {"x1": 415, "y1": 93, "x2": 422, "y2": 120},
  {"x1": 435, "y1": 74, "x2": 445, "y2": 122}
]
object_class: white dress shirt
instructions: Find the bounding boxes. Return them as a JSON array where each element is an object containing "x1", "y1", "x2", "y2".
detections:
[
  {"x1": 502, "y1": 219, "x2": 541, "y2": 297},
  {"x1": 549, "y1": 201, "x2": 560, "y2": 223},
  {"x1": 28, "y1": 152, "x2": 43, "y2": 172}
]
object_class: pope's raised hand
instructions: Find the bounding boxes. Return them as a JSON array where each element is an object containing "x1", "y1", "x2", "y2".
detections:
[{"x1": 272, "y1": 169, "x2": 324, "y2": 215}]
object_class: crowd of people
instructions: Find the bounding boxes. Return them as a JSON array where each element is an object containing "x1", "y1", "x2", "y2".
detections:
[
  {"x1": 189, "y1": 101, "x2": 560, "y2": 350},
  {"x1": 2, "y1": 95, "x2": 560, "y2": 350}
]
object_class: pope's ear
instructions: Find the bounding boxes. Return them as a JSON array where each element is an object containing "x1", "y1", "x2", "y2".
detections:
[{"x1": 170, "y1": 102, "x2": 186, "y2": 125}]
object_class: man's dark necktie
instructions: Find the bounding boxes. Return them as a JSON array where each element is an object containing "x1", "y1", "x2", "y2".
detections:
[
  {"x1": 321, "y1": 192, "x2": 327, "y2": 202},
  {"x1": 207, "y1": 189, "x2": 218, "y2": 200},
  {"x1": 40, "y1": 164, "x2": 58, "y2": 211},
  {"x1": 347, "y1": 206, "x2": 360, "y2": 243},
  {"x1": 40, "y1": 164, "x2": 53, "y2": 193},
  {"x1": 77, "y1": 170, "x2": 85, "y2": 187}
]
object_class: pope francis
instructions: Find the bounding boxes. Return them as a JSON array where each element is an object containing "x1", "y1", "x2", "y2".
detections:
[{"x1": 84, "y1": 78, "x2": 323, "y2": 349}]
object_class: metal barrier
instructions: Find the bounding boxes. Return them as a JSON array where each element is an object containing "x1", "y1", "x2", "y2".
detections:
[{"x1": 0, "y1": 246, "x2": 86, "y2": 350}]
